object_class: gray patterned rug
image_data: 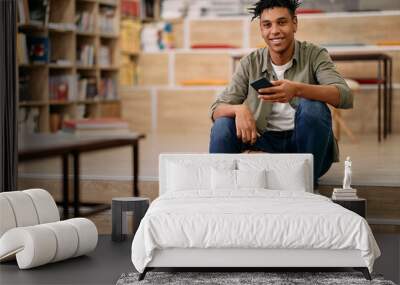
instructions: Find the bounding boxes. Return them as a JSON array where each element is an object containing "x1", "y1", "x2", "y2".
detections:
[{"x1": 116, "y1": 271, "x2": 396, "y2": 285}]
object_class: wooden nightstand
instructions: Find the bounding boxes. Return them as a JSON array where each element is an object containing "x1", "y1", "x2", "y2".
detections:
[{"x1": 332, "y1": 198, "x2": 366, "y2": 218}]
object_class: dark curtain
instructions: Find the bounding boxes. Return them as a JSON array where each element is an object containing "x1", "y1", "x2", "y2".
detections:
[{"x1": 0, "y1": 0, "x2": 17, "y2": 192}]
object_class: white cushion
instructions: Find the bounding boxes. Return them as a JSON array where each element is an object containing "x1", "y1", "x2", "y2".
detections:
[
  {"x1": 167, "y1": 160, "x2": 235, "y2": 191},
  {"x1": 65, "y1": 218, "x2": 98, "y2": 257},
  {"x1": 0, "y1": 226, "x2": 57, "y2": 269},
  {"x1": 267, "y1": 162, "x2": 307, "y2": 191},
  {"x1": 211, "y1": 168, "x2": 236, "y2": 190},
  {"x1": 238, "y1": 158, "x2": 308, "y2": 191},
  {"x1": 211, "y1": 169, "x2": 267, "y2": 191},
  {"x1": 0, "y1": 192, "x2": 39, "y2": 227},
  {"x1": 42, "y1": 222, "x2": 79, "y2": 262},
  {"x1": 237, "y1": 169, "x2": 267, "y2": 189},
  {"x1": 23, "y1": 189, "x2": 60, "y2": 223},
  {"x1": 0, "y1": 196, "x2": 16, "y2": 237}
]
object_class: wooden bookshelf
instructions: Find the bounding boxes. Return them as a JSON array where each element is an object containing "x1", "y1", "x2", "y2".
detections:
[
  {"x1": 118, "y1": 7, "x2": 400, "y2": 136},
  {"x1": 17, "y1": 0, "x2": 120, "y2": 134}
]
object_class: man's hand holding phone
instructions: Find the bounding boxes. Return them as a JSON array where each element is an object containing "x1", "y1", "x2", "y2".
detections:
[{"x1": 251, "y1": 78, "x2": 298, "y2": 103}]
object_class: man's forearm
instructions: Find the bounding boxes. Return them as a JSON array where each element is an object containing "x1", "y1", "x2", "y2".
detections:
[
  {"x1": 295, "y1": 82, "x2": 341, "y2": 107},
  {"x1": 212, "y1": 104, "x2": 241, "y2": 120}
]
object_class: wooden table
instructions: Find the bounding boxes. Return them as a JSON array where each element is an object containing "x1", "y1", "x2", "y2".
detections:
[
  {"x1": 330, "y1": 52, "x2": 393, "y2": 142},
  {"x1": 18, "y1": 133, "x2": 145, "y2": 218}
]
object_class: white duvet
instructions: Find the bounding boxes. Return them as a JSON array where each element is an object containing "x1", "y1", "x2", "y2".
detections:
[{"x1": 131, "y1": 190, "x2": 380, "y2": 273}]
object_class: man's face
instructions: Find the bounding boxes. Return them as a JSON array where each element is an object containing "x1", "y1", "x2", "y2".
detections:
[{"x1": 259, "y1": 7, "x2": 297, "y2": 55}]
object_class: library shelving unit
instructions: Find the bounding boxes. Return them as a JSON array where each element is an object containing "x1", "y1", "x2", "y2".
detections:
[
  {"x1": 17, "y1": 0, "x2": 120, "y2": 133},
  {"x1": 119, "y1": 9, "x2": 400, "y2": 135}
]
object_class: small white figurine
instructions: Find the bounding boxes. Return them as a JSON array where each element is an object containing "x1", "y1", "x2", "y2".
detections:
[{"x1": 343, "y1": 156, "x2": 352, "y2": 189}]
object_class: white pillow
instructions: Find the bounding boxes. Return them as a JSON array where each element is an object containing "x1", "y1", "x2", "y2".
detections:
[
  {"x1": 237, "y1": 169, "x2": 267, "y2": 189},
  {"x1": 238, "y1": 159, "x2": 308, "y2": 191},
  {"x1": 211, "y1": 168, "x2": 236, "y2": 190},
  {"x1": 167, "y1": 160, "x2": 235, "y2": 191},
  {"x1": 267, "y1": 162, "x2": 307, "y2": 191},
  {"x1": 211, "y1": 168, "x2": 267, "y2": 190}
]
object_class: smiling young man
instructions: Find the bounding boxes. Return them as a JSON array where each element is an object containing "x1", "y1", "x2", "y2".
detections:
[{"x1": 209, "y1": 0, "x2": 353, "y2": 184}]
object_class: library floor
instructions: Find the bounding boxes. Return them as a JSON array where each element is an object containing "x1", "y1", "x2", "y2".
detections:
[{"x1": 1, "y1": 234, "x2": 399, "y2": 285}]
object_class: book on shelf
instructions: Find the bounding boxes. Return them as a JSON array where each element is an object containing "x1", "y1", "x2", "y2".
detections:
[
  {"x1": 161, "y1": 0, "x2": 187, "y2": 19},
  {"x1": 141, "y1": 22, "x2": 174, "y2": 51},
  {"x1": 120, "y1": 19, "x2": 141, "y2": 54},
  {"x1": 62, "y1": 118, "x2": 130, "y2": 136},
  {"x1": 18, "y1": 0, "x2": 50, "y2": 25},
  {"x1": 28, "y1": 0, "x2": 49, "y2": 25},
  {"x1": 87, "y1": 78, "x2": 98, "y2": 99},
  {"x1": 17, "y1": 33, "x2": 29, "y2": 64},
  {"x1": 184, "y1": 0, "x2": 255, "y2": 18},
  {"x1": 18, "y1": 107, "x2": 40, "y2": 135},
  {"x1": 18, "y1": 70, "x2": 31, "y2": 101},
  {"x1": 78, "y1": 77, "x2": 98, "y2": 100},
  {"x1": 78, "y1": 78, "x2": 88, "y2": 101},
  {"x1": 210, "y1": 0, "x2": 245, "y2": 16},
  {"x1": 26, "y1": 36, "x2": 49, "y2": 63},
  {"x1": 141, "y1": 0, "x2": 158, "y2": 19},
  {"x1": 75, "y1": 11, "x2": 95, "y2": 33},
  {"x1": 120, "y1": 54, "x2": 138, "y2": 86},
  {"x1": 77, "y1": 44, "x2": 95, "y2": 66},
  {"x1": 51, "y1": 59, "x2": 73, "y2": 66},
  {"x1": 49, "y1": 75, "x2": 78, "y2": 101},
  {"x1": 48, "y1": 22, "x2": 76, "y2": 31},
  {"x1": 76, "y1": 105, "x2": 86, "y2": 119},
  {"x1": 17, "y1": 0, "x2": 30, "y2": 24},
  {"x1": 99, "y1": 77, "x2": 117, "y2": 100},
  {"x1": 121, "y1": 0, "x2": 141, "y2": 18},
  {"x1": 99, "y1": 6, "x2": 118, "y2": 34},
  {"x1": 98, "y1": 45, "x2": 111, "y2": 66}
]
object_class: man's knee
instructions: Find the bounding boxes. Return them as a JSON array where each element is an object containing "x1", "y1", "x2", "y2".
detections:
[
  {"x1": 210, "y1": 117, "x2": 241, "y2": 153},
  {"x1": 210, "y1": 117, "x2": 236, "y2": 141},
  {"x1": 297, "y1": 99, "x2": 331, "y2": 125}
]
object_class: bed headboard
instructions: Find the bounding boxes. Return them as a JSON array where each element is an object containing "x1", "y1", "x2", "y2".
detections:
[{"x1": 159, "y1": 153, "x2": 314, "y2": 195}]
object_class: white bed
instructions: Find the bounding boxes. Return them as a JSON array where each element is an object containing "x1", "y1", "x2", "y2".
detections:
[{"x1": 131, "y1": 153, "x2": 380, "y2": 280}]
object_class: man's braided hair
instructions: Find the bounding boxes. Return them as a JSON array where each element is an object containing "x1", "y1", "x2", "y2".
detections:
[{"x1": 249, "y1": 0, "x2": 301, "y2": 21}]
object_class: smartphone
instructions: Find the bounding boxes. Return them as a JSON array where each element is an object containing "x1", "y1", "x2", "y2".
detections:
[{"x1": 250, "y1": 77, "x2": 273, "y2": 93}]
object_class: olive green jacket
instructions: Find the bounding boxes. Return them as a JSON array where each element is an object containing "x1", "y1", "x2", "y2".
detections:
[{"x1": 209, "y1": 40, "x2": 354, "y2": 162}]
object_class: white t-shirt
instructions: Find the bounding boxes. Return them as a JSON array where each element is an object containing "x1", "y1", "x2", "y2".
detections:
[{"x1": 266, "y1": 59, "x2": 296, "y2": 131}]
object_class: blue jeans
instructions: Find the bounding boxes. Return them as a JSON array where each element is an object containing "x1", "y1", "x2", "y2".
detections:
[{"x1": 209, "y1": 99, "x2": 334, "y2": 181}]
